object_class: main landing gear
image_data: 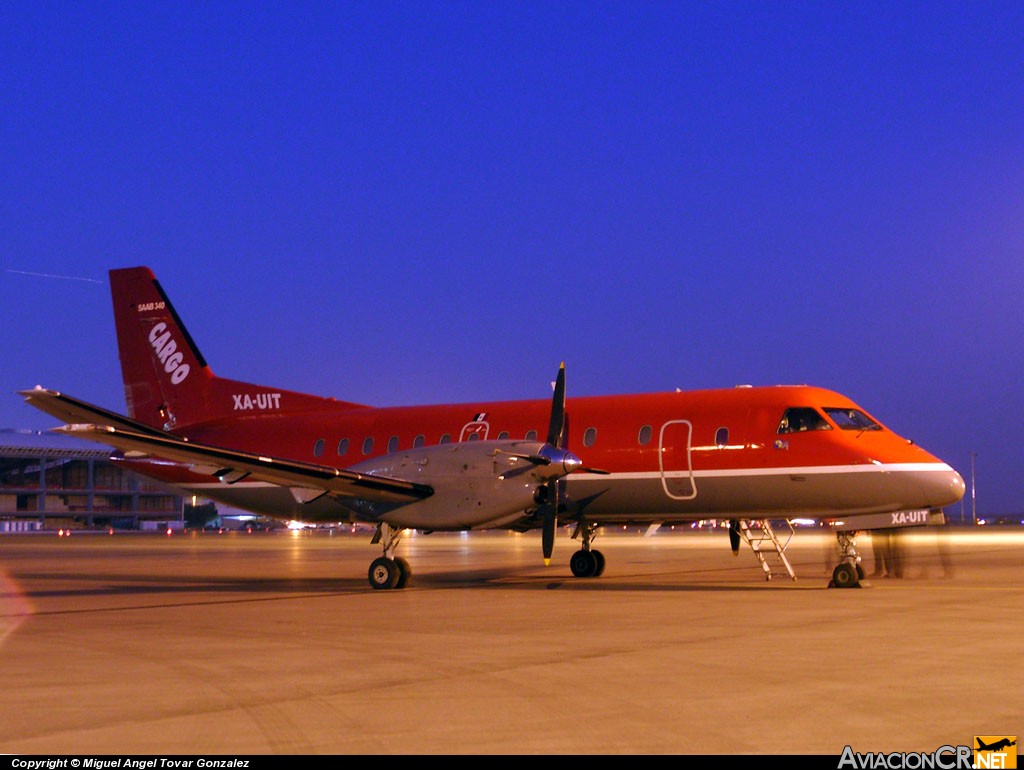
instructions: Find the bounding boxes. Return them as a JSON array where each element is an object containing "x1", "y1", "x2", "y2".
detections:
[
  {"x1": 365, "y1": 519, "x2": 611, "y2": 587},
  {"x1": 368, "y1": 522, "x2": 411, "y2": 589},
  {"x1": 568, "y1": 520, "x2": 605, "y2": 578},
  {"x1": 829, "y1": 530, "x2": 866, "y2": 589}
]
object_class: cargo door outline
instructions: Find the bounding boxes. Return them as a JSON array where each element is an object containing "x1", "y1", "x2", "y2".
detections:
[
  {"x1": 659, "y1": 419, "x2": 696, "y2": 500},
  {"x1": 459, "y1": 420, "x2": 490, "y2": 442}
]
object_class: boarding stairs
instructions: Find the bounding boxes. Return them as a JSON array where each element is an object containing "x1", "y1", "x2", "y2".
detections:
[{"x1": 738, "y1": 519, "x2": 797, "y2": 581}]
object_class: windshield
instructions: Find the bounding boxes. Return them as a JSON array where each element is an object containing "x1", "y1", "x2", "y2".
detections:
[
  {"x1": 777, "y1": 407, "x2": 831, "y2": 433},
  {"x1": 824, "y1": 407, "x2": 882, "y2": 431}
]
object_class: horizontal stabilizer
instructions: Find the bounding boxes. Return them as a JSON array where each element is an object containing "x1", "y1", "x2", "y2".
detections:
[{"x1": 20, "y1": 387, "x2": 169, "y2": 436}]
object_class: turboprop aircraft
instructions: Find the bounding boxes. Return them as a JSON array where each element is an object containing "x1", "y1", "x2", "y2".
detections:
[{"x1": 20, "y1": 267, "x2": 966, "y2": 590}]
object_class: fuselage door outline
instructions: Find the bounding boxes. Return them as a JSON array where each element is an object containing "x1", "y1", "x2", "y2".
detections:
[{"x1": 659, "y1": 419, "x2": 697, "y2": 500}]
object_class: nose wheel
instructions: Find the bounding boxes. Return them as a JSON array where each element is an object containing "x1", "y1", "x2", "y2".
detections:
[{"x1": 830, "y1": 561, "x2": 861, "y2": 589}]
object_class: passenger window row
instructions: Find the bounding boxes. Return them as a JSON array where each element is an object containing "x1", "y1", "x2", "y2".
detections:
[{"x1": 312, "y1": 423, "x2": 733, "y2": 457}]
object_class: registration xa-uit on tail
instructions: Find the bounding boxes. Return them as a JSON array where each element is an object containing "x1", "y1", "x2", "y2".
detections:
[{"x1": 21, "y1": 267, "x2": 965, "y2": 589}]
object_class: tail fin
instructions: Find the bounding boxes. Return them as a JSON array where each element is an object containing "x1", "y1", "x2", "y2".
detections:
[{"x1": 109, "y1": 267, "x2": 362, "y2": 430}]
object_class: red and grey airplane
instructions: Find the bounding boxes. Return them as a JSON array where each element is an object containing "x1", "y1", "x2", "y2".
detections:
[{"x1": 21, "y1": 267, "x2": 966, "y2": 590}]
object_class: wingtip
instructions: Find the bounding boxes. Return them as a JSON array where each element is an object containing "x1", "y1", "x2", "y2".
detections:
[{"x1": 19, "y1": 385, "x2": 52, "y2": 397}]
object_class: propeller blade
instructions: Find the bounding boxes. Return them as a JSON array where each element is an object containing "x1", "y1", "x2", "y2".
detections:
[
  {"x1": 540, "y1": 364, "x2": 568, "y2": 565},
  {"x1": 729, "y1": 519, "x2": 741, "y2": 555},
  {"x1": 542, "y1": 501, "x2": 556, "y2": 566},
  {"x1": 547, "y1": 362, "x2": 566, "y2": 448},
  {"x1": 492, "y1": 448, "x2": 552, "y2": 466}
]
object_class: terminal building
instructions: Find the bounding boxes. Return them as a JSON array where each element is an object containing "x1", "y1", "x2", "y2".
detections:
[{"x1": 0, "y1": 428, "x2": 186, "y2": 532}]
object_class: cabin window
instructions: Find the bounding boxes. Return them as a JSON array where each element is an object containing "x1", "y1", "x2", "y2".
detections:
[
  {"x1": 439, "y1": 433, "x2": 452, "y2": 444},
  {"x1": 413, "y1": 434, "x2": 425, "y2": 448},
  {"x1": 638, "y1": 425, "x2": 652, "y2": 445},
  {"x1": 525, "y1": 430, "x2": 537, "y2": 441},
  {"x1": 362, "y1": 437, "x2": 374, "y2": 455},
  {"x1": 777, "y1": 407, "x2": 831, "y2": 434},
  {"x1": 387, "y1": 436, "x2": 399, "y2": 453},
  {"x1": 824, "y1": 407, "x2": 882, "y2": 431},
  {"x1": 715, "y1": 427, "x2": 729, "y2": 447},
  {"x1": 313, "y1": 439, "x2": 325, "y2": 457},
  {"x1": 497, "y1": 431, "x2": 510, "y2": 440},
  {"x1": 583, "y1": 427, "x2": 597, "y2": 447},
  {"x1": 466, "y1": 432, "x2": 480, "y2": 441},
  {"x1": 337, "y1": 438, "x2": 349, "y2": 456}
]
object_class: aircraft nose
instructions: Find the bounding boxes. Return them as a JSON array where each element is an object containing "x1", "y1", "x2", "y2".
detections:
[
  {"x1": 950, "y1": 468, "x2": 967, "y2": 502},
  {"x1": 930, "y1": 465, "x2": 966, "y2": 507}
]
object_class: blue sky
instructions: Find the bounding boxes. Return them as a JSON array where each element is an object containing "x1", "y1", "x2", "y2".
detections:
[{"x1": 2, "y1": 2, "x2": 1021, "y2": 517}]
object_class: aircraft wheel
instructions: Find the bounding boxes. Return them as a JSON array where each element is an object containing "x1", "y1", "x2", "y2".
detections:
[
  {"x1": 592, "y1": 549, "x2": 606, "y2": 577},
  {"x1": 570, "y1": 549, "x2": 599, "y2": 578},
  {"x1": 395, "y1": 557, "x2": 412, "y2": 589},
  {"x1": 831, "y1": 562, "x2": 860, "y2": 589},
  {"x1": 855, "y1": 562, "x2": 865, "y2": 581},
  {"x1": 369, "y1": 557, "x2": 400, "y2": 589}
]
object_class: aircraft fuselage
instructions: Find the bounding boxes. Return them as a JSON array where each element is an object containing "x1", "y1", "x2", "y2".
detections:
[{"x1": 129, "y1": 384, "x2": 964, "y2": 529}]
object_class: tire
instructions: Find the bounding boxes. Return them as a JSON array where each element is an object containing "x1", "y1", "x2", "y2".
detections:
[
  {"x1": 832, "y1": 562, "x2": 860, "y2": 589},
  {"x1": 369, "y1": 557, "x2": 399, "y2": 589},
  {"x1": 570, "y1": 549, "x2": 598, "y2": 578},
  {"x1": 394, "y1": 557, "x2": 412, "y2": 589}
]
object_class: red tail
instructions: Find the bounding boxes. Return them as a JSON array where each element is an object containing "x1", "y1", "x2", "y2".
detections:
[{"x1": 109, "y1": 267, "x2": 362, "y2": 430}]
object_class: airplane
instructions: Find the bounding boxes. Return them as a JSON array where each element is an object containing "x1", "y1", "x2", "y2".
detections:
[
  {"x1": 976, "y1": 739, "x2": 1017, "y2": 752},
  {"x1": 20, "y1": 266, "x2": 966, "y2": 590}
]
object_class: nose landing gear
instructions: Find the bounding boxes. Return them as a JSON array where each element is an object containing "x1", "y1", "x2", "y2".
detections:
[{"x1": 829, "y1": 530, "x2": 864, "y2": 589}]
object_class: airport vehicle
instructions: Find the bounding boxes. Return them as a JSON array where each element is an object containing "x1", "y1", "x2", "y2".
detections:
[{"x1": 21, "y1": 267, "x2": 966, "y2": 589}]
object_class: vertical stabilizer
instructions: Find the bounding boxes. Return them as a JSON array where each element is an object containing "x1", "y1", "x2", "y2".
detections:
[
  {"x1": 109, "y1": 267, "x2": 217, "y2": 429},
  {"x1": 110, "y1": 267, "x2": 363, "y2": 431}
]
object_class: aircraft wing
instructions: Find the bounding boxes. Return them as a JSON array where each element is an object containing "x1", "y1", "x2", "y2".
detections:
[
  {"x1": 52, "y1": 423, "x2": 433, "y2": 506},
  {"x1": 20, "y1": 387, "x2": 170, "y2": 436}
]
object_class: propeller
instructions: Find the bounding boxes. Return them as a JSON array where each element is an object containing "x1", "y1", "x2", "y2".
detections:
[
  {"x1": 528, "y1": 363, "x2": 607, "y2": 565},
  {"x1": 729, "y1": 519, "x2": 741, "y2": 555},
  {"x1": 541, "y1": 363, "x2": 568, "y2": 566}
]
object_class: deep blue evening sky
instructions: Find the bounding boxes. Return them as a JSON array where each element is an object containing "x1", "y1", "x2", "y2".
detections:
[{"x1": 2, "y1": 3, "x2": 1022, "y2": 517}]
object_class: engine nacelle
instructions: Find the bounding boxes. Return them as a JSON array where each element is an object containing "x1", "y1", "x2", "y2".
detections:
[{"x1": 345, "y1": 440, "x2": 570, "y2": 530}]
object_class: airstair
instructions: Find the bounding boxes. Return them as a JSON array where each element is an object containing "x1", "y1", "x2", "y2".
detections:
[{"x1": 737, "y1": 519, "x2": 797, "y2": 581}]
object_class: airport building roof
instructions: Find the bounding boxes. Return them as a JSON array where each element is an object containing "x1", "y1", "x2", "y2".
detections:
[{"x1": 0, "y1": 428, "x2": 114, "y2": 459}]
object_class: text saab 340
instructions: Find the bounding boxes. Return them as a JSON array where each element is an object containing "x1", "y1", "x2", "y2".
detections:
[{"x1": 21, "y1": 267, "x2": 965, "y2": 590}]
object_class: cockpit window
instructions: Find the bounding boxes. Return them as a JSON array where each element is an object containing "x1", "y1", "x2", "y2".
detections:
[
  {"x1": 778, "y1": 407, "x2": 831, "y2": 434},
  {"x1": 824, "y1": 407, "x2": 882, "y2": 431}
]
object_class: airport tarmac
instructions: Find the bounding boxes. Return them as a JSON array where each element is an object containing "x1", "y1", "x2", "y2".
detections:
[{"x1": 0, "y1": 525, "x2": 1020, "y2": 755}]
